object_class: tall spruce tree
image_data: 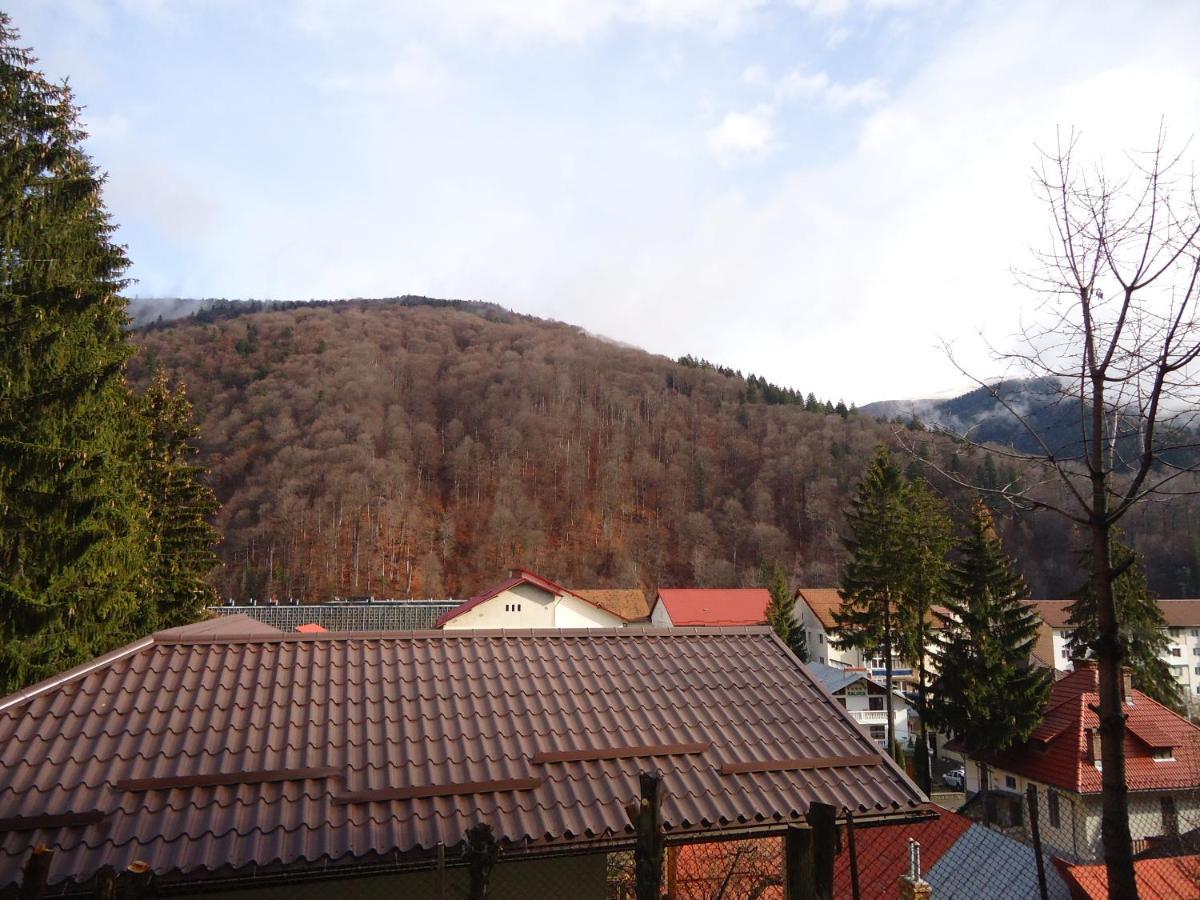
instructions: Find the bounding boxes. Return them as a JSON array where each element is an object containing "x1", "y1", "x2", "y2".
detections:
[
  {"x1": 1065, "y1": 540, "x2": 1182, "y2": 712},
  {"x1": 897, "y1": 477, "x2": 953, "y2": 794},
  {"x1": 139, "y1": 370, "x2": 220, "y2": 631},
  {"x1": 834, "y1": 446, "x2": 909, "y2": 757},
  {"x1": 764, "y1": 561, "x2": 807, "y2": 661},
  {"x1": 930, "y1": 502, "x2": 1050, "y2": 757}
]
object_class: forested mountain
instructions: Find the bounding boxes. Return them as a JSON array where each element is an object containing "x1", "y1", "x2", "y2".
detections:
[{"x1": 128, "y1": 298, "x2": 1200, "y2": 601}]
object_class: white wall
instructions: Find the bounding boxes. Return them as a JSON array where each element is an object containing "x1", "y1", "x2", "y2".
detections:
[
  {"x1": 555, "y1": 594, "x2": 623, "y2": 628},
  {"x1": 442, "y1": 583, "x2": 556, "y2": 630},
  {"x1": 650, "y1": 599, "x2": 673, "y2": 627}
]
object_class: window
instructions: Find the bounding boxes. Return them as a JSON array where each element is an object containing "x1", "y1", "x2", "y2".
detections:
[
  {"x1": 1193, "y1": 646, "x2": 1200, "y2": 655},
  {"x1": 1048, "y1": 792, "x2": 1061, "y2": 829},
  {"x1": 1191, "y1": 628, "x2": 1200, "y2": 637},
  {"x1": 1061, "y1": 648, "x2": 1070, "y2": 659},
  {"x1": 868, "y1": 725, "x2": 886, "y2": 741},
  {"x1": 1169, "y1": 627, "x2": 1182, "y2": 636},
  {"x1": 1162, "y1": 797, "x2": 1179, "y2": 836},
  {"x1": 1194, "y1": 665, "x2": 1200, "y2": 675},
  {"x1": 868, "y1": 696, "x2": 885, "y2": 711},
  {"x1": 504, "y1": 603, "x2": 521, "y2": 613},
  {"x1": 818, "y1": 634, "x2": 824, "y2": 644},
  {"x1": 1005, "y1": 775, "x2": 1017, "y2": 790},
  {"x1": 1170, "y1": 647, "x2": 1181, "y2": 657},
  {"x1": 1152, "y1": 748, "x2": 1174, "y2": 761}
]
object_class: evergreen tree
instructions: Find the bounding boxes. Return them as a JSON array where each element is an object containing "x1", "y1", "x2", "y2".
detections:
[
  {"x1": 138, "y1": 370, "x2": 220, "y2": 631},
  {"x1": 834, "y1": 446, "x2": 909, "y2": 756},
  {"x1": 764, "y1": 561, "x2": 807, "y2": 661},
  {"x1": 898, "y1": 477, "x2": 953, "y2": 793},
  {"x1": 930, "y1": 502, "x2": 1050, "y2": 755},
  {"x1": 0, "y1": 16, "x2": 149, "y2": 692},
  {"x1": 1065, "y1": 540, "x2": 1182, "y2": 712}
]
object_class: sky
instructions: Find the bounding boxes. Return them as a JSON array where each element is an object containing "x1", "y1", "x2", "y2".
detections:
[{"x1": 8, "y1": 0, "x2": 1200, "y2": 404}]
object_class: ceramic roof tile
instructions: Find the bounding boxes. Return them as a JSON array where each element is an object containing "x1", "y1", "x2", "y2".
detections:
[
  {"x1": 0, "y1": 626, "x2": 927, "y2": 890},
  {"x1": 654, "y1": 589, "x2": 771, "y2": 625}
]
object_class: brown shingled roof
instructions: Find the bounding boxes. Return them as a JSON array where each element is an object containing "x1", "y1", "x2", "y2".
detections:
[
  {"x1": 794, "y1": 588, "x2": 843, "y2": 629},
  {"x1": 0, "y1": 626, "x2": 927, "y2": 891},
  {"x1": 569, "y1": 588, "x2": 651, "y2": 621}
]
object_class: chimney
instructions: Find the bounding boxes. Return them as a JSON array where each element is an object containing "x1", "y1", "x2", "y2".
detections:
[
  {"x1": 1088, "y1": 728, "x2": 1102, "y2": 764},
  {"x1": 898, "y1": 839, "x2": 932, "y2": 900},
  {"x1": 1122, "y1": 667, "x2": 1134, "y2": 705}
]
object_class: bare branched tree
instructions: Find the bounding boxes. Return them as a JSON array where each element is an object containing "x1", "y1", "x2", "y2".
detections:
[{"x1": 910, "y1": 126, "x2": 1200, "y2": 899}]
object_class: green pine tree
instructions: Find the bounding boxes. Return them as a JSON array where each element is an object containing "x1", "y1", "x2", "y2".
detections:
[
  {"x1": 834, "y1": 446, "x2": 909, "y2": 756},
  {"x1": 930, "y1": 501, "x2": 1050, "y2": 754},
  {"x1": 1065, "y1": 539, "x2": 1182, "y2": 712},
  {"x1": 898, "y1": 477, "x2": 953, "y2": 793},
  {"x1": 764, "y1": 561, "x2": 807, "y2": 661},
  {"x1": 0, "y1": 15, "x2": 152, "y2": 692},
  {"x1": 138, "y1": 370, "x2": 220, "y2": 631}
]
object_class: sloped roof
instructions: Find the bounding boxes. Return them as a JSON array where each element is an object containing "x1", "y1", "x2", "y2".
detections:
[
  {"x1": 1158, "y1": 599, "x2": 1200, "y2": 626},
  {"x1": 654, "y1": 589, "x2": 770, "y2": 625},
  {"x1": 0, "y1": 626, "x2": 928, "y2": 891},
  {"x1": 829, "y1": 806, "x2": 1070, "y2": 900},
  {"x1": 569, "y1": 588, "x2": 651, "y2": 622},
  {"x1": 156, "y1": 613, "x2": 283, "y2": 639},
  {"x1": 795, "y1": 588, "x2": 843, "y2": 629},
  {"x1": 806, "y1": 663, "x2": 908, "y2": 703},
  {"x1": 1053, "y1": 854, "x2": 1200, "y2": 899},
  {"x1": 435, "y1": 568, "x2": 630, "y2": 627},
  {"x1": 965, "y1": 661, "x2": 1200, "y2": 795}
]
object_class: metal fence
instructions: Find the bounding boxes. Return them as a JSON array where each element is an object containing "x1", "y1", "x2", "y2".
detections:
[{"x1": 208, "y1": 600, "x2": 459, "y2": 631}]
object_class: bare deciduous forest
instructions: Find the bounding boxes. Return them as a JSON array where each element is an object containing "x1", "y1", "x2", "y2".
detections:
[{"x1": 129, "y1": 298, "x2": 1200, "y2": 601}]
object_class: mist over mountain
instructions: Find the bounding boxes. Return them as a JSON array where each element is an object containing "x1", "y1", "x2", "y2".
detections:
[{"x1": 128, "y1": 298, "x2": 1200, "y2": 601}]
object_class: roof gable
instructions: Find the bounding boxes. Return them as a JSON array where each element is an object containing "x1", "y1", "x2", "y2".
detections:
[
  {"x1": 435, "y1": 568, "x2": 631, "y2": 627},
  {"x1": 0, "y1": 626, "x2": 926, "y2": 890},
  {"x1": 795, "y1": 588, "x2": 843, "y2": 630}
]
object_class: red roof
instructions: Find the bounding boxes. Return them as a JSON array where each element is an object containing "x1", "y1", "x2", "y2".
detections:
[
  {"x1": 655, "y1": 589, "x2": 771, "y2": 626},
  {"x1": 966, "y1": 661, "x2": 1200, "y2": 794},
  {"x1": 295, "y1": 623, "x2": 327, "y2": 633},
  {"x1": 833, "y1": 805, "x2": 972, "y2": 898},
  {"x1": 1053, "y1": 854, "x2": 1200, "y2": 898},
  {"x1": 435, "y1": 567, "x2": 630, "y2": 627},
  {"x1": 0, "y1": 626, "x2": 927, "y2": 891}
]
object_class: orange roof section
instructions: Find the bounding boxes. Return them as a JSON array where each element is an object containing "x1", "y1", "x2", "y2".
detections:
[
  {"x1": 295, "y1": 623, "x2": 327, "y2": 633},
  {"x1": 1053, "y1": 854, "x2": 1200, "y2": 898},
  {"x1": 654, "y1": 588, "x2": 770, "y2": 626},
  {"x1": 794, "y1": 588, "x2": 843, "y2": 629},
  {"x1": 569, "y1": 588, "x2": 651, "y2": 622},
  {"x1": 966, "y1": 660, "x2": 1200, "y2": 795}
]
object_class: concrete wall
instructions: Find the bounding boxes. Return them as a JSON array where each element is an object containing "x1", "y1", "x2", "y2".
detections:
[
  {"x1": 176, "y1": 851, "x2": 610, "y2": 899},
  {"x1": 442, "y1": 583, "x2": 556, "y2": 630}
]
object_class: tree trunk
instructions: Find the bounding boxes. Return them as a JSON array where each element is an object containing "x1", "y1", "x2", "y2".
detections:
[
  {"x1": 883, "y1": 592, "x2": 896, "y2": 758},
  {"x1": 916, "y1": 631, "x2": 931, "y2": 794},
  {"x1": 1090, "y1": 371, "x2": 1138, "y2": 900}
]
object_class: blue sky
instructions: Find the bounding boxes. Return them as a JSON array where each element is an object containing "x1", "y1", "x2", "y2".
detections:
[{"x1": 8, "y1": 1, "x2": 1200, "y2": 403}]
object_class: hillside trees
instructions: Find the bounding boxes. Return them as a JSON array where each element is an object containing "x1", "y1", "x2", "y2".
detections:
[{"x1": 930, "y1": 502, "x2": 1050, "y2": 755}]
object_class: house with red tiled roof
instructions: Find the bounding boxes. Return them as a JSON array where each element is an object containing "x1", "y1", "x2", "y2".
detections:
[
  {"x1": 960, "y1": 659, "x2": 1200, "y2": 861},
  {"x1": 437, "y1": 568, "x2": 631, "y2": 629},
  {"x1": 649, "y1": 588, "x2": 770, "y2": 626},
  {"x1": 1052, "y1": 853, "x2": 1200, "y2": 898}
]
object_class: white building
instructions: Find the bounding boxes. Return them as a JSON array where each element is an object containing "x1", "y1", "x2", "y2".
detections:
[
  {"x1": 806, "y1": 662, "x2": 911, "y2": 747},
  {"x1": 795, "y1": 588, "x2": 914, "y2": 679},
  {"x1": 437, "y1": 569, "x2": 634, "y2": 629},
  {"x1": 1032, "y1": 599, "x2": 1200, "y2": 715}
]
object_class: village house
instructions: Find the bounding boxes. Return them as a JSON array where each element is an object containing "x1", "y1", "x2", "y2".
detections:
[
  {"x1": 794, "y1": 588, "x2": 915, "y2": 677},
  {"x1": 648, "y1": 587, "x2": 771, "y2": 626},
  {"x1": 1031, "y1": 598, "x2": 1200, "y2": 715},
  {"x1": 435, "y1": 568, "x2": 646, "y2": 629},
  {"x1": 958, "y1": 660, "x2": 1200, "y2": 862},
  {"x1": 0, "y1": 618, "x2": 930, "y2": 896},
  {"x1": 807, "y1": 662, "x2": 912, "y2": 748}
]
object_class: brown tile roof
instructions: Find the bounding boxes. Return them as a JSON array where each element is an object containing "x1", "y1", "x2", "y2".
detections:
[
  {"x1": 0, "y1": 626, "x2": 927, "y2": 891},
  {"x1": 1158, "y1": 599, "x2": 1200, "y2": 626},
  {"x1": 964, "y1": 661, "x2": 1200, "y2": 795},
  {"x1": 569, "y1": 588, "x2": 651, "y2": 622},
  {"x1": 794, "y1": 588, "x2": 843, "y2": 629}
]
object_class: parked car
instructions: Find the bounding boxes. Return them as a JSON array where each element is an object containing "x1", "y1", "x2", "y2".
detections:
[{"x1": 942, "y1": 768, "x2": 965, "y2": 790}]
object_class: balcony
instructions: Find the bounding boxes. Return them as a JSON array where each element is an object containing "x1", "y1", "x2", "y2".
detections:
[{"x1": 849, "y1": 709, "x2": 891, "y2": 725}]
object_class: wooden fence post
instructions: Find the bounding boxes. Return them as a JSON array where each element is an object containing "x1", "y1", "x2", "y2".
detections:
[
  {"x1": 784, "y1": 825, "x2": 814, "y2": 900},
  {"x1": 629, "y1": 771, "x2": 664, "y2": 900},
  {"x1": 785, "y1": 802, "x2": 837, "y2": 900},
  {"x1": 118, "y1": 861, "x2": 153, "y2": 900},
  {"x1": 93, "y1": 866, "x2": 117, "y2": 900},
  {"x1": 464, "y1": 823, "x2": 499, "y2": 900},
  {"x1": 844, "y1": 809, "x2": 862, "y2": 900},
  {"x1": 18, "y1": 846, "x2": 52, "y2": 900}
]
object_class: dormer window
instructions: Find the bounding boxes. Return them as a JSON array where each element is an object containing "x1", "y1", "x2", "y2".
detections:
[{"x1": 1151, "y1": 748, "x2": 1175, "y2": 762}]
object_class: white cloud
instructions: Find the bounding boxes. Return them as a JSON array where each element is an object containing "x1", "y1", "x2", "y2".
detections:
[
  {"x1": 742, "y1": 63, "x2": 769, "y2": 86},
  {"x1": 776, "y1": 68, "x2": 887, "y2": 108},
  {"x1": 705, "y1": 107, "x2": 775, "y2": 163},
  {"x1": 317, "y1": 44, "x2": 451, "y2": 102},
  {"x1": 294, "y1": 0, "x2": 767, "y2": 42}
]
